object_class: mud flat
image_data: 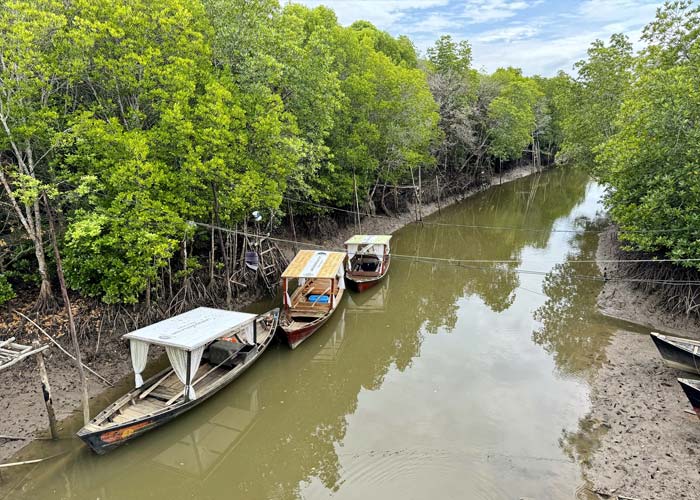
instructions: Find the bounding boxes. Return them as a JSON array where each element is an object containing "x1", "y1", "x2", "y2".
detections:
[
  {"x1": 0, "y1": 164, "x2": 539, "y2": 465},
  {"x1": 585, "y1": 226, "x2": 700, "y2": 499}
]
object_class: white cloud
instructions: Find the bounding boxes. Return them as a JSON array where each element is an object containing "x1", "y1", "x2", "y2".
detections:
[
  {"x1": 295, "y1": 0, "x2": 450, "y2": 28},
  {"x1": 475, "y1": 24, "x2": 540, "y2": 43},
  {"x1": 400, "y1": 13, "x2": 461, "y2": 34},
  {"x1": 293, "y1": 0, "x2": 666, "y2": 76},
  {"x1": 462, "y1": 0, "x2": 540, "y2": 23},
  {"x1": 577, "y1": 0, "x2": 659, "y2": 22}
]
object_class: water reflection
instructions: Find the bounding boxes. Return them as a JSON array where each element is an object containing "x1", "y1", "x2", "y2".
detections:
[
  {"x1": 532, "y1": 224, "x2": 611, "y2": 379},
  {"x1": 2, "y1": 168, "x2": 630, "y2": 500}
]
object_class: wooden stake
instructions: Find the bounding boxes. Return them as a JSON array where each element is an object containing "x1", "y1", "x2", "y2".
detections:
[
  {"x1": 43, "y1": 194, "x2": 90, "y2": 424},
  {"x1": 33, "y1": 341, "x2": 58, "y2": 439},
  {"x1": 288, "y1": 201, "x2": 298, "y2": 254},
  {"x1": 353, "y1": 171, "x2": 362, "y2": 232},
  {"x1": 417, "y1": 165, "x2": 423, "y2": 221},
  {"x1": 436, "y1": 175, "x2": 441, "y2": 215}
]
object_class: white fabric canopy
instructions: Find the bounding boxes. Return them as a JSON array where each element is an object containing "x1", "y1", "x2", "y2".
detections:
[
  {"x1": 239, "y1": 322, "x2": 255, "y2": 344},
  {"x1": 130, "y1": 339, "x2": 149, "y2": 388},
  {"x1": 123, "y1": 307, "x2": 256, "y2": 350},
  {"x1": 338, "y1": 264, "x2": 346, "y2": 290},
  {"x1": 166, "y1": 345, "x2": 205, "y2": 400}
]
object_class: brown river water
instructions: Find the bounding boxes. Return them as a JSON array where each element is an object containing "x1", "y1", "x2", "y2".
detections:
[{"x1": 1, "y1": 168, "x2": 652, "y2": 500}]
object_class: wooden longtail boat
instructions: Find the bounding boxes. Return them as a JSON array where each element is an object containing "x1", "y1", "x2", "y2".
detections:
[
  {"x1": 77, "y1": 307, "x2": 279, "y2": 454},
  {"x1": 650, "y1": 332, "x2": 700, "y2": 375},
  {"x1": 344, "y1": 235, "x2": 392, "y2": 292},
  {"x1": 279, "y1": 250, "x2": 346, "y2": 349},
  {"x1": 678, "y1": 378, "x2": 700, "y2": 420}
]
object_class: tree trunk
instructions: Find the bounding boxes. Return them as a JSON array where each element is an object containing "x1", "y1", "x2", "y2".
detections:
[
  {"x1": 43, "y1": 194, "x2": 90, "y2": 424},
  {"x1": 0, "y1": 170, "x2": 54, "y2": 309}
]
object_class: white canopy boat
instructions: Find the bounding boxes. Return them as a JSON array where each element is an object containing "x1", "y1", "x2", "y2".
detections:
[{"x1": 77, "y1": 306, "x2": 279, "y2": 454}]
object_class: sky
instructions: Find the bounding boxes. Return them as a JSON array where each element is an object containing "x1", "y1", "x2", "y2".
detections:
[{"x1": 293, "y1": 0, "x2": 663, "y2": 76}]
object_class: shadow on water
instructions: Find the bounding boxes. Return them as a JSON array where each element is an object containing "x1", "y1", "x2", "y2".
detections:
[{"x1": 1, "y1": 167, "x2": 642, "y2": 500}]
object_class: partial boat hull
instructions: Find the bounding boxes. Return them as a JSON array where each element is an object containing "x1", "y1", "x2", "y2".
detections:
[
  {"x1": 77, "y1": 309, "x2": 279, "y2": 454},
  {"x1": 678, "y1": 378, "x2": 700, "y2": 420},
  {"x1": 345, "y1": 275, "x2": 381, "y2": 293},
  {"x1": 650, "y1": 332, "x2": 700, "y2": 375},
  {"x1": 346, "y1": 258, "x2": 390, "y2": 293},
  {"x1": 280, "y1": 313, "x2": 332, "y2": 350},
  {"x1": 78, "y1": 388, "x2": 204, "y2": 454}
]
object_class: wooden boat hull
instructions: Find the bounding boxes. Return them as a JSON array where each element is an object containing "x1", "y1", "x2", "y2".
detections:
[
  {"x1": 678, "y1": 378, "x2": 700, "y2": 419},
  {"x1": 650, "y1": 332, "x2": 700, "y2": 375},
  {"x1": 77, "y1": 308, "x2": 279, "y2": 454},
  {"x1": 345, "y1": 258, "x2": 390, "y2": 293},
  {"x1": 78, "y1": 391, "x2": 201, "y2": 454},
  {"x1": 279, "y1": 313, "x2": 332, "y2": 350},
  {"x1": 345, "y1": 275, "x2": 382, "y2": 292}
]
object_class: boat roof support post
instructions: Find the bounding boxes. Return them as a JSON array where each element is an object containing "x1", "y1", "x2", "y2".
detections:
[{"x1": 185, "y1": 350, "x2": 192, "y2": 403}]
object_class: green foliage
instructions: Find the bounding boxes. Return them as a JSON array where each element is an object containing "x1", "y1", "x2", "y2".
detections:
[
  {"x1": 555, "y1": 1, "x2": 700, "y2": 267},
  {"x1": 557, "y1": 33, "x2": 634, "y2": 167},
  {"x1": 1, "y1": 0, "x2": 562, "y2": 305},
  {"x1": 486, "y1": 69, "x2": 542, "y2": 161},
  {"x1": 0, "y1": 274, "x2": 15, "y2": 305},
  {"x1": 595, "y1": 1, "x2": 700, "y2": 266},
  {"x1": 427, "y1": 35, "x2": 472, "y2": 75}
]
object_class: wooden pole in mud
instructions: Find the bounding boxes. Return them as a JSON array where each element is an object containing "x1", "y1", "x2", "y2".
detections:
[
  {"x1": 436, "y1": 175, "x2": 441, "y2": 215},
  {"x1": 353, "y1": 170, "x2": 362, "y2": 232},
  {"x1": 417, "y1": 165, "x2": 423, "y2": 221},
  {"x1": 33, "y1": 341, "x2": 58, "y2": 439},
  {"x1": 43, "y1": 194, "x2": 90, "y2": 425}
]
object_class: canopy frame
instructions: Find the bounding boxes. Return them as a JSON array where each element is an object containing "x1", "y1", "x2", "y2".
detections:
[{"x1": 122, "y1": 307, "x2": 257, "y2": 400}]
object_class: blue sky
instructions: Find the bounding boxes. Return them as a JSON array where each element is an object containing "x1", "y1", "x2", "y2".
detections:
[{"x1": 294, "y1": 0, "x2": 663, "y2": 75}]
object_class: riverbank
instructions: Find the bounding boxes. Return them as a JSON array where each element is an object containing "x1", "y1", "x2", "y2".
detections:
[
  {"x1": 0, "y1": 163, "x2": 540, "y2": 465},
  {"x1": 585, "y1": 226, "x2": 700, "y2": 499}
]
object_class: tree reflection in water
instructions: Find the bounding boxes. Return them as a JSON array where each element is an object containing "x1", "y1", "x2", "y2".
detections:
[{"x1": 533, "y1": 222, "x2": 612, "y2": 379}]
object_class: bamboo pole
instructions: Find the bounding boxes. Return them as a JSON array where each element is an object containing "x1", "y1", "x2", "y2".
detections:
[{"x1": 33, "y1": 340, "x2": 58, "y2": 439}]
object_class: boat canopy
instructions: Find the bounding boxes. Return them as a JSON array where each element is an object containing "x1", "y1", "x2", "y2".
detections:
[
  {"x1": 344, "y1": 234, "x2": 391, "y2": 263},
  {"x1": 123, "y1": 307, "x2": 257, "y2": 398},
  {"x1": 281, "y1": 250, "x2": 346, "y2": 280},
  {"x1": 344, "y1": 234, "x2": 391, "y2": 246}
]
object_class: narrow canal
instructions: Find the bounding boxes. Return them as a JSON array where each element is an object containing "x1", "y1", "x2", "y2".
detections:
[{"x1": 2, "y1": 168, "x2": 649, "y2": 500}]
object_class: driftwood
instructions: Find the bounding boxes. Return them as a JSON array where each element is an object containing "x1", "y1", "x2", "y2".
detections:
[
  {"x1": 13, "y1": 310, "x2": 113, "y2": 387},
  {"x1": 0, "y1": 339, "x2": 49, "y2": 372}
]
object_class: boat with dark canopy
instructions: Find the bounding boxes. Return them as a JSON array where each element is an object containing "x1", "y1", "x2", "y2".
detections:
[
  {"x1": 678, "y1": 378, "x2": 700, "y2": 420},
  {"x1": 77, "y1": 307, "x2": 279, "y2": 454},
  {"x1": 650, "y1": 332, "x2": 700, "y2": 374},
  {"x1": 279, "y1": 250, "x2": 346, "y2": 349},
  {"x1": 344, "y1": 234, "x2": 391, "y2": 292}
]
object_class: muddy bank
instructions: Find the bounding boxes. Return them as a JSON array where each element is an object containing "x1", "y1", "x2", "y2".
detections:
[
  {"x1": 279, "y1": 163, "x2": 539, "y2": 254},
  {"x1": 584, "y1": 226, "x2": 700, "y2": 499},
  {"x1": 596, "y1": 227, "x2": 700, "y2": 336},
  {"x1": 0, "y1": 164, "x2": 540, "y2": 465}
]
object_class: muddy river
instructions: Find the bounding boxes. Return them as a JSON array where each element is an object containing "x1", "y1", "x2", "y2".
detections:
[{"x1": 1, "y1": 168, "x2": 650, "y2": 500}]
